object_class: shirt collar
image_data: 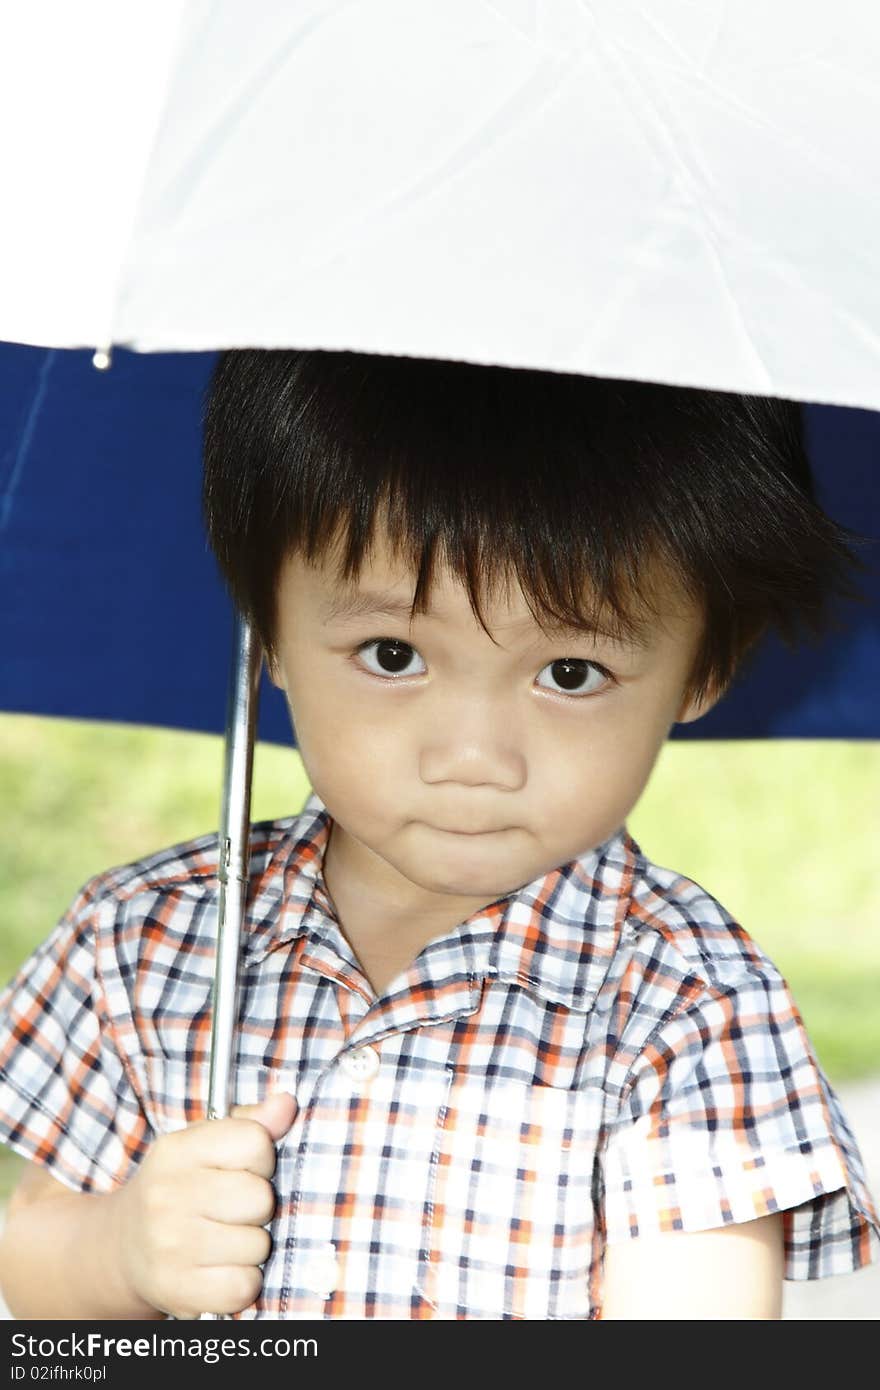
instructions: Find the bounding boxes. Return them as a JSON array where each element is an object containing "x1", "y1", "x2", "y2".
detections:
[
  {"x1": 242, "y1": 792, "x2": 336, "y2": 962},
  {"x1": 243, "y1": 792, "x2": 638, "y2": 1014}
]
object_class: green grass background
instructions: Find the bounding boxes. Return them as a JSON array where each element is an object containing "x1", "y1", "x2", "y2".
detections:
[{"x1": 1, "y1": 713, "x2": 878, "y2": 1198}]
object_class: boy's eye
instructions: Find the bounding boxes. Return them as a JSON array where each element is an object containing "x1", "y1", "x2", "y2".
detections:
[
  {"x1": 531, "y1": 653, "x2": 606, "y2": 692},
  {"x1": 355, "y1": 639, "x2": 428, "y2": 678},
  {"x1": 353, "y1": 640, "x2": 614, "y2": 696}
]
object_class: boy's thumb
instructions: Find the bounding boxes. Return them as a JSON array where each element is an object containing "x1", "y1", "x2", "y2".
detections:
[{"x1": 230, "y1": 1090, "x2": 298, "y2": 1140}]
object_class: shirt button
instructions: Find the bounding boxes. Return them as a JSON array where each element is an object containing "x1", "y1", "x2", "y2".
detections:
[
  {"x1": 302, "y1": 1243, "x2": 339, "y2": 1297},
  {"x1": 338, "y1": 1045, "x2": 381, "y2": 1085}
]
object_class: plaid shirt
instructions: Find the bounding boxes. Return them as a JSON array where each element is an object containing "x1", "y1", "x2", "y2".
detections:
[{"x1": 0, "y1": 792, "x2": 877, "y2": 1319}]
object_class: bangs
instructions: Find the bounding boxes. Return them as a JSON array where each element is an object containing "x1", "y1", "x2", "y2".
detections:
[
  {"x1": 301, "y1": 477, "x2": 674, "y2": 652},
  {"x1": 257, "y1": 352, "x2": 697, "y2": 652}
]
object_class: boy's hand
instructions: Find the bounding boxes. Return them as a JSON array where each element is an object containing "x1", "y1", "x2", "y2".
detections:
[{"x1": 111, "y1": 1091, "x2": 297, "y2": 1319}]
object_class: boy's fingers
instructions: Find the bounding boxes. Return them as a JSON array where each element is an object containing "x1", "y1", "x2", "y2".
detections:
[
  {"x1": 195, "y1": 1169, "x2": 277, "y2": 1228},
  {"x1": 165, "y1": 1119, "x2": 273, "y2": 1177},
  {"x1": 188, "y1": 1211, "x2": 273, "y2": 1267},
  {"x1": 230, "y1": 1091, "x2": 298, "y2": 1141},
  {"x1": 168, "y1": 1264, "x2": 264, "y2": 1320},
  {"x1": 164, "y1": 1094, "x2": 296, "y2": 1174}
]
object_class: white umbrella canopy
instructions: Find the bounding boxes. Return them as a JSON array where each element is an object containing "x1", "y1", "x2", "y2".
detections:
[{"x1": 2, "y1": 0, "x2": 879, "y2": 409}]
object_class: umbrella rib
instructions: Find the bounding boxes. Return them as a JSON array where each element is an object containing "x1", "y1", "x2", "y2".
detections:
[{"x1": 0, "y1": 350, "x2": 57, "y2": 536}]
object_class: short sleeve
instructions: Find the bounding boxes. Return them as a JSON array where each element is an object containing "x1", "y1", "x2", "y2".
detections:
[
  {"x1": 601, "y1": 964, "x2": 880, "y2": 1279},
  {"x1": 0, "y1": 875, "x2": 152, "y2": 1194}
]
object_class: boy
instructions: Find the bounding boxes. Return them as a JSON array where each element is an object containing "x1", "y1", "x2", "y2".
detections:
[{"x1": 0, "y1": 349, "x2": 877, "y2": 1320}]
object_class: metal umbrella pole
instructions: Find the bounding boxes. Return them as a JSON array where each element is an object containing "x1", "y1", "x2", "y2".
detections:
[
  {"x1": 197, "y1": 605, "x2": 262, "y2": 1322},
  {"x1": 207, "y1": 605, "x2": 262, "y2": 1121}
]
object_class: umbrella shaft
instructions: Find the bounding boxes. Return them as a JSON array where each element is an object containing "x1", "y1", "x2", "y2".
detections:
[
  {"x1": 207, "y1": 609, "x2": 261, "y2": 1119},
  {"x1": 201, "y1": 608, "x2": 262, "y2": 1322}
]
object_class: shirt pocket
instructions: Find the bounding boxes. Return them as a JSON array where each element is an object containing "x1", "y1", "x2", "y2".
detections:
[{"x1": 414, "y1": 1074, "x2": 600, "y2": 1319}]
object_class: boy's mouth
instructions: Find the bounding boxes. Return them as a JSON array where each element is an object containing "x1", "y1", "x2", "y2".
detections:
[{"x1": 435, "y1": 825, "x2": 507, "y2": 836}]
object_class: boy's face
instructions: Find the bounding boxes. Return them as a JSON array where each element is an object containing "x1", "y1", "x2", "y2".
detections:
[{"x1": 267, "y1": 525, "x2": 721, "y2": 930}]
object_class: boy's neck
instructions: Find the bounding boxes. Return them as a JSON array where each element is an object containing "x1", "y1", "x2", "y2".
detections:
[{"x1": 320, "y1": 821, "x2": 496, "y2": 996}]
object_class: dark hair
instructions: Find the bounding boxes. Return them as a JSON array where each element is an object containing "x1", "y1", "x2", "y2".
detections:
[{"x1": 201, "y1": 348, "x2": 871, "y2": 711}]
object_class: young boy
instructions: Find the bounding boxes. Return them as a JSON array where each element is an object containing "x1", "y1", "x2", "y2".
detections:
[{"x1": 0, "y1": 350, "x2": 877, "y2": 1320}]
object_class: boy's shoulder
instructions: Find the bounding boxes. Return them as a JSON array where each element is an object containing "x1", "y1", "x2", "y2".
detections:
[
  {"x1": 69, "y1": 799, "x2": 323, "y2": 925},
  {"x1": 620, "y1": 831, "x2": 778, "y2": 989}
]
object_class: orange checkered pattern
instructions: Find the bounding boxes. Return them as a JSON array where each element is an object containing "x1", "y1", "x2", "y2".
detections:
[{"x1": 0, "y1": 793, "x2": 877, "y2": 1318}]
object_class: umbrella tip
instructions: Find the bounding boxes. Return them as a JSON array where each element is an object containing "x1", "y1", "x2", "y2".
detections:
[{"x1": 92, "y1": 345, "x2": 113, "y2": 371}]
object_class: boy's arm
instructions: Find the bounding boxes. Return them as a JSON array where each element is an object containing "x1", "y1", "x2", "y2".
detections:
[
  {"x1": 0, "y1": 1160, "x2": 165, "y2": 1320},
  {"x1": 601, "y1": 1211, "x2": 784, "y2": 1319}
]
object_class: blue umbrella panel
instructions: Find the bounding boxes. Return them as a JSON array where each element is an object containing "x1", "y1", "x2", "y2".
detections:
[{"x1": 1, "y1": 341, "x2": 878, "y2": 741}]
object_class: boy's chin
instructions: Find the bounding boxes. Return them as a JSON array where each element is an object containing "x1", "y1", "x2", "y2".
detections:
[{"x1": 407, "y1": 841, "x2": 535, "y2": 900}]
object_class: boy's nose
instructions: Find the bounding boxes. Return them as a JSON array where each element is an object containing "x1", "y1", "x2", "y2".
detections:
[{"x1": 419, "y1": 719, "x2": 526, "y2": 791}]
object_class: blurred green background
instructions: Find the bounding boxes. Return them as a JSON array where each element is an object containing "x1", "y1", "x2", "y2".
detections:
[{"x1": 1, "y1": 713, "x2": 878, "y2": 1199}]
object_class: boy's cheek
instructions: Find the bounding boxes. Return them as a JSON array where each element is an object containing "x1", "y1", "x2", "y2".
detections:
[{"x1": 287, "y1": 702, "x2": 375, "y2": 788}]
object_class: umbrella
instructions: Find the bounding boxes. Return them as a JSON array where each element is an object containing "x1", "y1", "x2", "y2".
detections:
[{"x1": 1, "y1": 0, "x2": 878, "y2": 1317}]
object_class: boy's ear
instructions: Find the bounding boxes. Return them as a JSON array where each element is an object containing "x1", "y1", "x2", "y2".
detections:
[{"x1": 674, "y1": 681, "x2": 725, "y2": 725}]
